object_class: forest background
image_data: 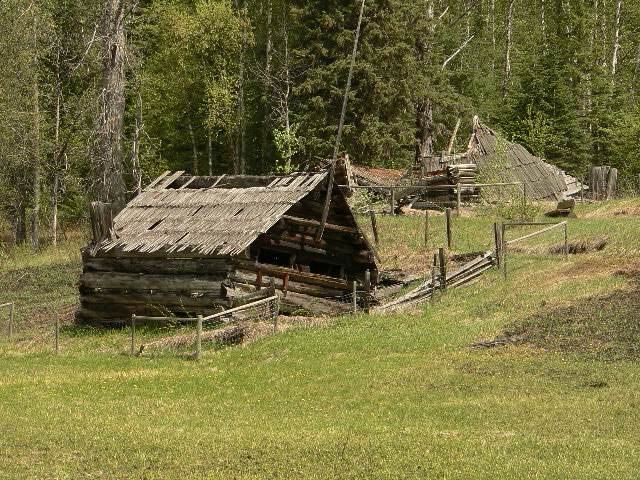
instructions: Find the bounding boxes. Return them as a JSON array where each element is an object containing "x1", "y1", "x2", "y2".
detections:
[{"x1": 2, "y1": 0, "x2": 639, "y2": 248}]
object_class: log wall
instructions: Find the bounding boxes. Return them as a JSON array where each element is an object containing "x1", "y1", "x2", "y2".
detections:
[{"x1": 76, "y1": 249, "x2": 233, "y2": 324}]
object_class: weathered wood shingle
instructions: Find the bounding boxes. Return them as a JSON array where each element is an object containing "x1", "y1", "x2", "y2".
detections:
[{"x1": 99, "y1": 172, "x2": 328, "y2": 256}]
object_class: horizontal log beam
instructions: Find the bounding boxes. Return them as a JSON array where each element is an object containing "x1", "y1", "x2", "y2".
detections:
[
  {"x1": 230, "y1": 272, "x2": 346, "y2": 298},
  {"x1": 280, "y1": 215, "x2": 357, "y2": 234},
  {"x1": 83, "y1": 257, "x2": 232, "y2": 275},
  {"x1": 234, "y1": 261, "x2": 348, "y2": 290},
  {"x1": 79, "y1": 272, "x2": 225, "y2": 293},
  {"x1": 79, "y1": 292, "x2": 228, "y2": 308}
]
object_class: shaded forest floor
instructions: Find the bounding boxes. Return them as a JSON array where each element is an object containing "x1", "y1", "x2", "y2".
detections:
[{"x1": 1, "y1": 199, "x2": 640, "y2": 479}]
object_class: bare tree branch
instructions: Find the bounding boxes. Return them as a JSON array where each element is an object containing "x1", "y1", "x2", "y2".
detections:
[{"x1": 442, "y1": 35, "x2": 475, "y2": 69}]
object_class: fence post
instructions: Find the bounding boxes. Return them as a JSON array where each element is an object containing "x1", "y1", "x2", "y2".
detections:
[
  {"x1": 369, "y1": 209, "x2": 379, "y2": 245},
  {"x1": 564, "y1": 223, "x2": 569, "y2": 261},
  {"x1": 501, "y1": 223, "x2": 508, "y2": 280},
  {"x1": 445, "y1": 208, "x2": 453, "y2": 249},
  {"x1": 580, "y1": 176, "x2": 585, "y2": 203},
  {"x1": 130, "y1": 315, "x2": 136, "y2": 356},
  {"x1": 273, "y1": 296, "x2": 280, "y2": 333},
  {"x1": 493, "y1": 223, "x2": 501, "y2": 267},
  {"x1": 352, "y1": 281, "x2": 358, "y2": 314},
  {"x1": 8, "y1": 303, "x2": 14, "y2": 338},
  {"x1": 456, "y1": 183, "x2": 461, "y2": 217},
  {"x1": 364, "y1": 270, "x2": 371, "y2": 313},
  {"x1": 522, "y1": 183, "x2": 527, "y2": 218},
  {"x1": 424, "y1": 210, "x2": 429, "y2": 247},
  {"x1": 195, "y1": 315, "x2": 203, "y2": 360},
  {"x1": 438, "y1": 247, "x2": 447, "y2": 291},
  {"x1": 390, "y1": 187, "x2": 395, "y2": 216},
  {"x1": 54, "y1": 314, "x2": 59, "y2": 355}
]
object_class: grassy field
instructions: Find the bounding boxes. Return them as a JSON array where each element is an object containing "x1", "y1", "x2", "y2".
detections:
[{"x1": 1, "y1": 200, "x2": 640, "y2": 479}]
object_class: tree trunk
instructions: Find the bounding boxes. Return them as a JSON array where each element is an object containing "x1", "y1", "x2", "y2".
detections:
[
  {"x1": 52, "y1": 50, "x2": 62, "y2": 247},
  {"x1": 282, "y1": 4, "x2": 292, "y2": 171},
  {"x1": 447, "y1": 118, "x2": 461, "y2": 155},
  {"x1": 259, "y1": 0, "x2": 273, "y2": 173},
  {"x1": 207, "y1": 129, "x2": 213, "y2": 176},
  {"x1": 632, "y1": 42, "x2": 640, "y2": 101},
  {"x1": 98, "y1": 0, "x2": 127, "y2": 209},
  {"x1": 15, "y1": 203, "x2": 27, "y2": 245},
  {"x1": 30, "y1": 14, "x2": 41, "y2": 248},
  {"x1": 601, "y1": 0, "x2": 608, "y2": 68},
  {"x1": 491, "y1": 0, "x2": 496, "y2": 69},
  {"x1": 132, "y1": 91, "x2": 142, "y2": 194},
  {"x1": 540, "y1": 0, "x2": 546, "y2": 48},
  {"x1": 188, "y1": 120, "x2": 199, "y2": 175},
  {"x1": 611, "y1": 0, "x2": 622, "y2": 78},
  {"x1": 235, "y1": 0, "x2": 247, "y2": 175},
  {"x1": 52, "y1": 174, "x2": 59, "y2": 247},
  {"x1": 502, "y1": 0, "x2": 515, "y2": 98},
  {"x1": 415, "y1": 99, "x2": 434, "y2": 164}
]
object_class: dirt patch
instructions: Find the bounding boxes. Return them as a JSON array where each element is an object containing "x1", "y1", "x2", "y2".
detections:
[
  {"x1": 472, "y1": 286, "x2": 640, "y2": 361},
  {"x1": 614, "y1": 263, "x2": 640, "y2": 279}
]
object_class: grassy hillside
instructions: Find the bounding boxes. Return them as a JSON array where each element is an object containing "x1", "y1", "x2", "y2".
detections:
[{"x1": 1, "y1": 200, "x2": 639, "y2": 479}]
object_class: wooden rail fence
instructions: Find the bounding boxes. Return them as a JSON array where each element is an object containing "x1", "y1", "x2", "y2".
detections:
[
  {"x1": 130, "y1": 295, "x2": 280, "y2": 359},
  {"x1": 497, "y1": 221, "x2": 568, "y2": 279},
  {"x1": 342, "y1": 182, "x2": 526, "y2": 216}
]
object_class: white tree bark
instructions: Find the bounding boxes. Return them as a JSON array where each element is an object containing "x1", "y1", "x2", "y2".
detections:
[
  {"x1": 611, "y1": 0, "x2": 622, "y2": 77},
  {"x1": 502, "y1": 0, "x2": 515, "y2": 98}
]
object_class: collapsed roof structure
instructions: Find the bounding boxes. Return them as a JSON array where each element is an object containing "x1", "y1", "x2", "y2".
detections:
[
  {"x1": 351, "y1": 117, "x2": 583, "y2": 205},
  {"x1": 78, "y1": 168, "x2": 380, "y2": 324},
  {"x1": 466, "y1": 118, "x2": 582, "y2": 201}
]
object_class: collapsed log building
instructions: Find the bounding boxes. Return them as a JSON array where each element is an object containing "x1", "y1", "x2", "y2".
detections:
[
  {"x1": 77, "y1": 168, "x2": 380, "y2": 324},
  {"x1": 351, "y1": 117, "x2": 585, "y2": 209}
]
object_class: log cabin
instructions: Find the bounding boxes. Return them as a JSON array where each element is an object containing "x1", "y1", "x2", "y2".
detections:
[{"x1": 77, "y1": 167, "x2": 379, "y2": 324}]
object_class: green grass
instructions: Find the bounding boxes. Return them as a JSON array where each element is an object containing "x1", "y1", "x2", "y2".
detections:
[{"x1": 1, "y1": 200, "x2": 640, "y2": 479}]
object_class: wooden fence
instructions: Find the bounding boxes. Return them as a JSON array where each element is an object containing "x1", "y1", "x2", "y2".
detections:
[
  {"x1": 342, "y1": 182, "x2": 526, "y2": 216},
  {"x1": 496, "y1": 221, "x2": 568, "y2": 279},
  {"x1": 130, "y1": 295, "x2": 280, "y2": 359}
]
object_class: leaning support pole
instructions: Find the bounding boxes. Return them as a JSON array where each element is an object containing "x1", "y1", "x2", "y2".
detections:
[{"x1": 318, "y1": 0, "x2": 366, "y2": 241}]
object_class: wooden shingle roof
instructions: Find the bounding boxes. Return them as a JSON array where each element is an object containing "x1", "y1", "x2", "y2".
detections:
[
  {"x1": 468, "y1": 119, "x2": 577, "y2": 201},
  {"x1": 98, "y1": 171, "x2": 328, "y2": 256}
]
